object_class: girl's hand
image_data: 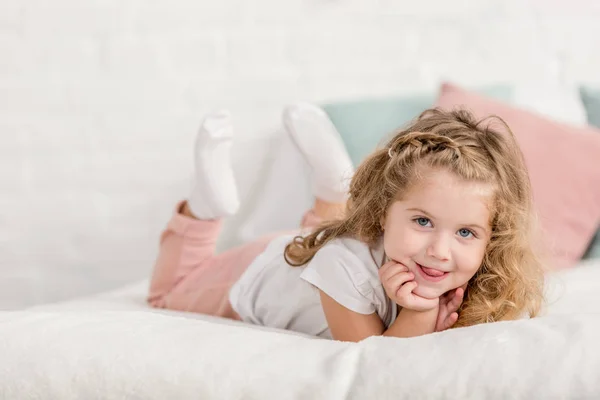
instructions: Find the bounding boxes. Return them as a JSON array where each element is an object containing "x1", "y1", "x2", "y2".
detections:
[
  {"x1": 435, "y1": 284, "x2": 466, "y2": 332},
  {"x1": 378, "y1": 260, "x2": 439, "y2": 312}
]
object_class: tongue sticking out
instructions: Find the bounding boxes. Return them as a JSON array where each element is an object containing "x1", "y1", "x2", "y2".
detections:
[{"x1": 420, "y1": 266, "x2": 445, "y2": 277}]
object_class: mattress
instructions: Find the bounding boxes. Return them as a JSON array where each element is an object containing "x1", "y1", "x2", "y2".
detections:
[{"x1": 1, "y1": 259, "x2": 599, "y2": 399}]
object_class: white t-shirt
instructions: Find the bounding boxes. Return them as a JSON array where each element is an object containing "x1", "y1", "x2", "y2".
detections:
[{"x1": 228, "y1": 234, "x2": 397, "y2": 339}]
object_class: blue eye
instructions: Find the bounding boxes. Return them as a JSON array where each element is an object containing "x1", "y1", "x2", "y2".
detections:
[
  {"x1": 458, "y1": 228, "x2": 473, "y2": 238},
  {"x1": 415, "y1": 217, "x2": 431, "y2": 227}
]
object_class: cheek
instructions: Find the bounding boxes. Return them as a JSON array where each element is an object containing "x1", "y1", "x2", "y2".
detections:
[
  {"x1": 456, "y1": 244, "x2": 487, "y2": 278},
  {"x1": 383, "y1": 225, "x2": 422, "y2": 259}
]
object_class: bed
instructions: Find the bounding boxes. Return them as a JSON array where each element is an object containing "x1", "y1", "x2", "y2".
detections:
[
  {"x1": 1, "y1": 257, "x2": 599, "y2": 399},
  {"x1": 3, "y1": 86, "x2": 600, "y2": 399}
]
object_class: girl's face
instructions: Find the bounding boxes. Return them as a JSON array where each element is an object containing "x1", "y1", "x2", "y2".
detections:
[{"x1": 382, "y1": 167, "x2": 493, "y2": 300}]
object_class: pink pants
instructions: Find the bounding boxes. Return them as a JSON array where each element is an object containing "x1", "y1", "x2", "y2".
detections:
[{"x1": 147, "y1": 201, "x2": 323, "y2": 320}]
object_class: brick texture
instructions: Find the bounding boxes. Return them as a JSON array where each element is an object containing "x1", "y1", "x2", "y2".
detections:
[{"x1": 1, "y1": 0, "x2": 599, "y2": 308}]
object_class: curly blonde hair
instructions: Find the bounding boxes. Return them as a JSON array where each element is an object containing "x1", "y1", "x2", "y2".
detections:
[{"x1": 284, "y1": 107, "x2": 544, "y2": 328}]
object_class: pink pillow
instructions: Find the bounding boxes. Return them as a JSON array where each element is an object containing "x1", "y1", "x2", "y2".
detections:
[{"x1": 435, "y1": 83, "x2": 600, "y2": 269}]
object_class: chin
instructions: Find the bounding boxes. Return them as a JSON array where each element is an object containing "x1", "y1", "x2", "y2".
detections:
[{"x1": 413, "y1": 285, "x2": 445, "y2": 300}]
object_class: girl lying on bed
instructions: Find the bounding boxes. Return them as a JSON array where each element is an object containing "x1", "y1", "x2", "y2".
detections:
[{"x1": 147, "y1": 104, "x2": 544, "y2": 341}]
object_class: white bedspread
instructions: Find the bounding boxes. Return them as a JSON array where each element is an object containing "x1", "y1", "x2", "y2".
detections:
[{"x1": 1, "y1": 260, "x2": 600, "y2": 399}]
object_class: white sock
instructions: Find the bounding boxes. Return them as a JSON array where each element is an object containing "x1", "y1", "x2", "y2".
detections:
[
  {"x1": 282, "y1": 102, "x2": 354, "y2": 203},
  {"x1": 187, "y1": 110, "x2": 240, "y2": 219}
]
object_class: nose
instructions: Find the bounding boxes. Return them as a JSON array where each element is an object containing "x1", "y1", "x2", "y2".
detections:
[{"x1": 426, "y1": 232, "x2": 451, "y2": 262}]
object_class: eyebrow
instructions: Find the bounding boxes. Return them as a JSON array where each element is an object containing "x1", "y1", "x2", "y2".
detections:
[{"x1": 407, "y1": 207, "x2": 488, "y2": 233}]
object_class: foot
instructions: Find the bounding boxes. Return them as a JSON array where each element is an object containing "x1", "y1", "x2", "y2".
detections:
[
  {"x1": 187, "y1": 110, "x2": 240, "y2": 219},
  {"x1": 282, "y1": 102, "x2": 354, "y2": 203}
]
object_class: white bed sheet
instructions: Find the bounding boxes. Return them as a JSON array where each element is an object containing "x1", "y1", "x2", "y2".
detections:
[
  {"x1": 1, "y1": 259, "x2": 600, "y2": 399},
  {"x1": 26, "y1": 279, "x2": 310, "y2": 338}
]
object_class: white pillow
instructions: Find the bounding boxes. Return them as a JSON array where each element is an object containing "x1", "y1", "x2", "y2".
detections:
[
  {"x1": 513, "y1": 84, "x2": 588, "y2": 126},
  {"x1": 5, "y1": 259, "x2": 600, "y2": 398},
  {"x1": 236, "y1": 130, "x2": 314, "y2": 243},
  {"x1": 3, "y1": 303, "x2": 600, "y2": 399},
  {"x1": 236, "y1": 86, "x2": 589, "y2": 245}
]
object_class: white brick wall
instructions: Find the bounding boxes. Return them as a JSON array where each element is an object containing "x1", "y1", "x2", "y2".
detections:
[{"x1": 1, "y1": 0, "x2": 599, "y2": 308}]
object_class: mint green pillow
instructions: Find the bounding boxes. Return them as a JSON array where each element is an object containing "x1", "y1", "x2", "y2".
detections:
[
  {"x1": 580, "y1": 86, "x2": 600, "y2": 259},
  {"x1": 322, "y1": 86, "x2": 513, "y2": 166},
  {"x1": 583, "y1": 232, "x2": 600, "y2": 259},
  {"x1": 323, "y1": 95, "x2": 432, "y2": 166},
  {"x1": 581, "y1": 87, "x2": 600, "y2": 127}
]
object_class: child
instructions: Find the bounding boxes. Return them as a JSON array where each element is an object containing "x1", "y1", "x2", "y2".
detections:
[{"x1": 148, "y1": 104, "x2": 544, "y2": 342}]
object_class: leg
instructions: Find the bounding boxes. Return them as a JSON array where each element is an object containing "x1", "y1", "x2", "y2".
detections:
[
  {"x1": 148, "y1": 201, "x2": 276, "y2": 319},
  {"x1": 148, "y1": 201, "x2": 221, "y2": 312},
  {"x1": 187, "y1": 109, "x2": 239, "y2": 219},
  {"x1": 283, "y1": 102, "x2": 354, "y2": 204},
  {"x1": 300, "y1": 198, "x2": 346, "y2": 229},
  {"x1": 150, "y1": 199, "x2": 342, "y2": 317},
  {"x1": 148, "y1": 110, "x2": 251, "y2": 318},
  {"x1": 151, "y1": 198, "x2": 338, "y2": 318},
  {"x1": 283, "y1": 103, "x2": 353, "y2": 229}
]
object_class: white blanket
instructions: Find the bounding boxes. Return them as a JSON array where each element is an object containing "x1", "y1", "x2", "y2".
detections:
[{"x1": 1, "y1": 260, "x2": 600, "y2": 399}]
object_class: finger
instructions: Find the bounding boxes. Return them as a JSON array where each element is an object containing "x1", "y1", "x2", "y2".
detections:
[
  {"x1": 441, "y1": 287, "x2": 464, "y2": 308},
  {"x1": 380, "y1": 264, "x2": 409, "y2": 282},
  {"x1": 441, "y1": 313, "x2": 458, "y2": 331},
  {"x1": 377, "y1": 262, "x2": 392, "y2": 278},
  {"x1": 378, "y1": 260, "x2": 401, "y2": 278},
  {"x1": 439, "y1": 289, "x2": 454, "y2": 305},
  {"x1": 386, "y1": 271, "x2": 415, "y2": 290},
  {"x1": 382, "y1": 266, "x2": 409, "y2": 283},
  {"x1": 396, "y1": 281, "x2": 418, "y2": 298},
  {"x1": 447, "y1": 288, "x2": 465, "y2": 311},
  {"x1": 443, "y1": 312, "x2": 459, "y2": 330}
]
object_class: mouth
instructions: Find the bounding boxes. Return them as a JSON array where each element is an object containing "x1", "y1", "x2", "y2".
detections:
[{"x1": 416, "y1": 263, "x2": 449, "y2": 282}]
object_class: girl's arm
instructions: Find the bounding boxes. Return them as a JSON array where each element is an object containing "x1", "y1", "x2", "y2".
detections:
[
  {"x1": 319, "y1": 290, "x2": 438, "y2": 342},
  {"x1": 382, "y1": 306, "x2": 438, "y2": 338}
]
